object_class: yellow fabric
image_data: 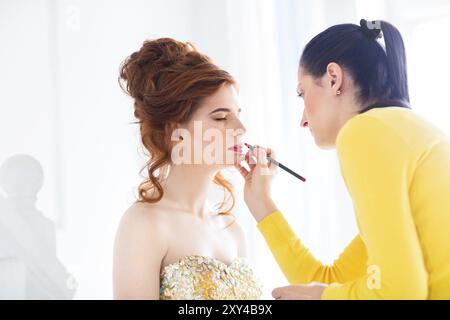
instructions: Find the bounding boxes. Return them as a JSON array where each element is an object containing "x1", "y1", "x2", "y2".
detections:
[{"x1": 258, "y1": 107, "x2": 450, "y2": 299}]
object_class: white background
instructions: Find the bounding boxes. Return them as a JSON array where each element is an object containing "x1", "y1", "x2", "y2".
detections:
[{"x1": 1, "y1": 0, "x2": 449, "y2": 299}]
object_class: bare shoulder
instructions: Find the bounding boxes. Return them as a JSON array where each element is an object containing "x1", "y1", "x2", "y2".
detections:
[
  {"x1": 114, "y1": 201, "x2": 169, "y2": 254},
  {"x1": 113, "y1": 201, "x2": 168, "y2": 299},
  {"x1": 120, "y1": 201, "x2": 166, "y2": 224}
]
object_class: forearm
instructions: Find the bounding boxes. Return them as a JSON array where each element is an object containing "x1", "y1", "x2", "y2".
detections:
[{"x1": 258, "y1": 211, "x2": 367, "y2": 285}]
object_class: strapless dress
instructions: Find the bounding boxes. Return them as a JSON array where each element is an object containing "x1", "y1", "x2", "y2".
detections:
[{"x1": 159, "y1": 255, "x2": 262, "y2": 300}]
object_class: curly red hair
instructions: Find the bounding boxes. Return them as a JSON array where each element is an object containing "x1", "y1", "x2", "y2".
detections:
[{"x1": 119, "y1": 38, "x2": 235, "y2": 215}]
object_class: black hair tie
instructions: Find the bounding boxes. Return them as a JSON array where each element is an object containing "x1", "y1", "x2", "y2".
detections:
[{"x1": 359, "y1": 19, "x2": 382, "y2": 40}]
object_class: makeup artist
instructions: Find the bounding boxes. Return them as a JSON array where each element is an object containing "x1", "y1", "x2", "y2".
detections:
[{"x1": 236, "y1": 19, "x2": 450, "y2": 299}]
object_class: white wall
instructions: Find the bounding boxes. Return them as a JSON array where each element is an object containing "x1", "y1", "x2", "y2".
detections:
[
  {"x1": 1, "y1": 0, "x2": 196, "y2": 299},
  {"x1": 2, "y1": 0, "x2": 450, "y2": 299}
]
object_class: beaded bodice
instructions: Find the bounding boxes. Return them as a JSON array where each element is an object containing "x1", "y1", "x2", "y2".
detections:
[{"x1": 159, "y1": 255, "x2": 262, "y2": 300}]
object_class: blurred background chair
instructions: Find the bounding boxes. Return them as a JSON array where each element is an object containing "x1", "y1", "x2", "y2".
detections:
[{"x1": 0, "y1": 154, "x2": 76, "y2": 299}]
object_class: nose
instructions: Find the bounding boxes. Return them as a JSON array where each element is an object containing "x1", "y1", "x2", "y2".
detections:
[
  {"x1": 301, "y1": 110, "x2": 309, "y2": 128},
  {"x1": 234, "y1": 118, "x2": 247, "y2": 137}
]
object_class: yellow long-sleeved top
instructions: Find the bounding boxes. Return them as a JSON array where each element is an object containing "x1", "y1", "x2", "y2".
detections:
[{"x1": 258, "y1": 106, "x2": 450, "y2": 299}]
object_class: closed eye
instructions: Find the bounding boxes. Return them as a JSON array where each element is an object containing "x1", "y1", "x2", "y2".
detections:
[{"x1": 211, "y1": 107, "x2": 242, "y2": 121}]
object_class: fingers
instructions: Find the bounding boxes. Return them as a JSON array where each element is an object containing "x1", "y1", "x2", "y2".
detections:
[
  {"x1": 255, "y1": 146, "x2": 268, "y2": 166},
  {"x1": 249, "y1": 145, "x2": 268, "y2": 167},
  {"x1": 266, "y1": 147, "x2": 277, "y2": 161},
  {"x1": 245, "y1": 151, "x2": 256, "y2": 171},
  {"x1": 252, "y1": 146, "x2": 278, "y2": 177},
  {"x1": 272, "y1": 290, "x2": 280, "y2": 300},
  {"x1": 272, "y1": 286, "x2": 300, "y2": 300},
  {"x1": 239, "y1": 145, "x2": 278, "y2": 178},
  {"x1": 271, "y1": 284, "x2": 325, "y2": 300},
  {"x1": 271, "y1": 286, "x2": 286, "y2": 300},
  {"x1": 251, "y1": 145, "x2": 277, "y2": 162},
  {"x1": 234, "y1": 162, "x2": 249, "y2": 179}
]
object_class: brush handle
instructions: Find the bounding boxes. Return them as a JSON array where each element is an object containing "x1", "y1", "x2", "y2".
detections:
[
  {"x1": 246, "y1": 144, "x2": 306, "y2": 182},
  {"x1": 268, "y1": 156, "x2": 306, "y2": 182}
]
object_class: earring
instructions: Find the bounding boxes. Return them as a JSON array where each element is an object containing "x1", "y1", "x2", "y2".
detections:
[{"x1": 336, "y1": 90, "x2": 341, "y2": 95}]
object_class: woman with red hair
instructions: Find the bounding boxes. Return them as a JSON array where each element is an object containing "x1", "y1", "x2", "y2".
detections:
[{"x1": 113, "y1": 38, "x2": 262, "y2": 300}]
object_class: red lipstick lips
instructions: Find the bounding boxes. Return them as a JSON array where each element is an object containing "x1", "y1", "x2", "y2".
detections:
[{"x1": 229, "y1": 145, "x2": 243, "y2": 153}]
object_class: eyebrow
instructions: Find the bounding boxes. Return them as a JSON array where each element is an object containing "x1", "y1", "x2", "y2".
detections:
[{"x1": 209, "y1": 107, "x2": 242, "y2": 115}]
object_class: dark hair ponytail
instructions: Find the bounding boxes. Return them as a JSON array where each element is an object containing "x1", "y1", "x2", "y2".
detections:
[
  {"x1": 300, "y1": 19, "x2": 410, "y2": 112},
  {"x1": 380, "y1": 20, "x2": 409, "y2": 104}
]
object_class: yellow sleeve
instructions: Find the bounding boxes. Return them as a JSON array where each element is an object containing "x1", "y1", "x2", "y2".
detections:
[
  {"x1": 257, "y1": 210, "x2": 368, "y2": 284},
  {"x1": 322, "y1": 115, "x2": 428, "y2": 299}
]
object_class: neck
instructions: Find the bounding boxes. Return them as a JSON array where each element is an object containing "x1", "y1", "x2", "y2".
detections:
[
  {"x1": 161, "y1": 164, "x2": 219, "y2": 219},
  {"x1": 339, "y1": 100, "x2": 361, "y2": 126},
  {"x1": 333, "y1": 96, "x2": 363, "y2": 145}
]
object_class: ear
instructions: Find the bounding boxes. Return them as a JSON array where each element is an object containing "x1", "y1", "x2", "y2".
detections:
[
  {"x1": 167, "y1": 122, "x2": 185, "y2": 142},
  {"x1": 326, "y1": 62, "x2": 343, "y2": 94}
]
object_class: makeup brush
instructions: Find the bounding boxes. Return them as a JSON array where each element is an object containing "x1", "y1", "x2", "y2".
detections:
[{"x1": 244, "y1": 143, "x2": 306, "y2": 182}]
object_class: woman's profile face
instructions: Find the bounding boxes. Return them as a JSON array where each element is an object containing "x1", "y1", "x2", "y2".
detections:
[
  {"x1": 175, "y1": 84, "x2": 246, "y2": 167},
  {"x1": 297, "y1": 66, "x2": 342, "y2": 149}
]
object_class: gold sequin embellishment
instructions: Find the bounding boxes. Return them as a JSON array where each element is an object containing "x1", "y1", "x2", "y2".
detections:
[{"x1": 160, "y1": 255, "x2": 263, "y2": 300}]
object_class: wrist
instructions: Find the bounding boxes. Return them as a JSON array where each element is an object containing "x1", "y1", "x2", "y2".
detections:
[{"x1": 251, "y1": 197, "x2": 277, "y2": 223}]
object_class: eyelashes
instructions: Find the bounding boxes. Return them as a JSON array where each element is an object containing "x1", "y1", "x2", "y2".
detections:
[
  {"x1": 211, "y1": 108, "x2": 243, "y2": 122},
  {"x1": 297, "y1": 92, "x2": 304, "y2": 99}
]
